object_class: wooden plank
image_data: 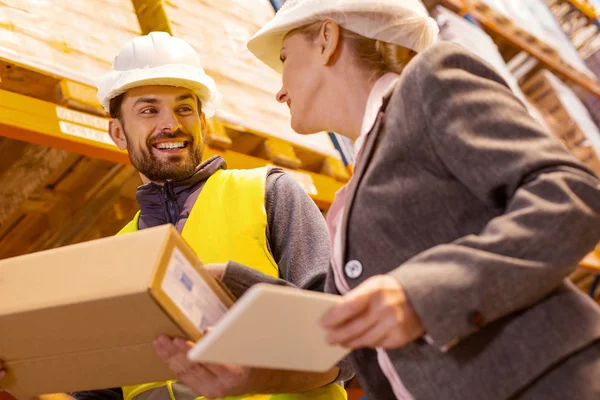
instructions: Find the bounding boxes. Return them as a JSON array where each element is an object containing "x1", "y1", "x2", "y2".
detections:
[
  {"x1": 0, "y1": 157, "x2": 139, "y2": 259},
  {"x1": 0, "y1": 58, "x2": 59, "y2": 103},
  {"x1": 0, "y1": 392, "x2": 16, "y2": 400},
  {"x1": 57, "y1": 80, "x2": 105, "y2": 116},
  {"x1": 564, "y1": 0, "x2": 598, "y2": 19},
  {"x1": 205, "y1": 119, "x2": 233, "y2": 150},
  {"x1": 27, "y1": 159, "x2": 118, "y2": 247},
  {"x1": 256, "y1": 138, "x2": 303, "y2": 169},
  {"x1": 465, "y1": 0, "x2": 560, "y2": 58},
  {"x1": 0, "y1": 138, "x2": 28, "y2": 176},
  {"x1": 580, "y1": 251, "x2": 600, "y2": 273},
  {"x1": 426, "y1": 0, "x2": 466, "y2": 12},
  {"x1": 29, "y1": 164, "x2": 139, "y2": 251},
  {"x1": 51, "y1": 158, "x2": 115, "y2": 195},
  {"x1": 0, "y1": 157, "x2": 114, "y2": 255},
  {"x1": 0, "y1": 142, "x2": 71, "y2": 226},
  {"x1": 321, "y1": 157, "x2": 351, "y2": 182},
  {"x1": 0, "y1": 213, "x2": 52, "y2": 259},
  {"x1": 131, "y1": 0, "x2": 173, "y2": 35},
  {"x1": 440, "y1": 0, "x2": 600, "y2": 97},
  {"x1": 0, "y1": 89, "x2": 128, "y2": 164},
  {"x1": 346, "y1": 389, "x2": 366, "y2": 400},
  {"x1": 36, "y1": 395, "x2": 75, "y2": 400},
  {"x1": 570, "y1": 267, "x2": 593, "y2": 283}
]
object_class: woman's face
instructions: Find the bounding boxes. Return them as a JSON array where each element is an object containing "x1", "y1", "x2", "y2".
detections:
[{"x1": 276, "y1": 31, "x2": 328, "y2": 135}]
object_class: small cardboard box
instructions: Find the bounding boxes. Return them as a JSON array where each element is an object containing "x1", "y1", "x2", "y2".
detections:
[{"x1": 0, "y1": 225, "x2": 234, "y2": 398}]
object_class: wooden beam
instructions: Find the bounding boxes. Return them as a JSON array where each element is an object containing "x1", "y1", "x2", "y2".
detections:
[
  {"x1": 0, "y1": 142, "x2": 71, "y2": 226},
  {"x1": 580, "y1": 251, "x2": 600, "y2": 273},
  {"x1": 132, "y1": 0, "x2": 173, "y2": 35},
  {"x1": 438, "y1": 0, "x2": 600, "y2": 97},
  {"x1": 30, "y1": 164, "x2": 138, "y2": 251},
  {"x1": 0, "y1": 138, "x2": 28, "y2": 175}
]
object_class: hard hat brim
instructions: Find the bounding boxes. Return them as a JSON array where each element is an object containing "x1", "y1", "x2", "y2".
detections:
[
  {"x1": 247, "y1": 0, "x2": 439, "y2": 73},
  {"x1": 97, "y1": 64, "x2": 220, "y2": 119}
]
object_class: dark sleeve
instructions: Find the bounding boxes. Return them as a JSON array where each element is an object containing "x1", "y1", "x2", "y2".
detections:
[
  {"x1": 220, "y1": 169, "x2": 354, "y2": 382},
  {"x1": 71, "y1": 389, "x2": 123, "y2": 400},
  {"x1": 390, "y1": 42, "x2": 600, "y2": 350},
  {"x1": 221, "y1": 168, "x2": 331, "y2": 297}
]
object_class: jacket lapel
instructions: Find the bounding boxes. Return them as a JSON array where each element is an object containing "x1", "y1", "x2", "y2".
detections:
[{"x1": 339, "y1": 87, "x2": 396, "y2": 264}]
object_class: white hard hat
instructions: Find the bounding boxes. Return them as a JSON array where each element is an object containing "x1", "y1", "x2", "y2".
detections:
[
  {"x1": 247, "y1": 0, "x2": 439, "y2": 73},
  {"x1": 96, "y1": 31, "x2": 220, "y2": 118}
]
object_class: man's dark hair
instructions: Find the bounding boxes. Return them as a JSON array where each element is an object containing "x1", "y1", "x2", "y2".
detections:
[
  {"x1": 108, "y1": 93, "x2": 203, "y2": 120},
  {"x1": 109, "y1": 93, "x2": 125, "y2": 120}
]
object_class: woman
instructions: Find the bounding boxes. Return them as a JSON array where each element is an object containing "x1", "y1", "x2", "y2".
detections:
[{"x1": 153, "y1": 1, "x2": 600, "y2": 399}]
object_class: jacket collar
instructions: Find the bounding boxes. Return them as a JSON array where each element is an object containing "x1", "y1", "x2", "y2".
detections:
[
  {"x1": 136, "y1": 155, "x2": 226, "y2": 228},
  {"x1": 339, "y1": 83, "x2": 397, "y2": 262}
]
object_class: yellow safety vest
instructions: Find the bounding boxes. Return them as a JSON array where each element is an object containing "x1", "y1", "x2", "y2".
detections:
[{"x1": 117, "y1": 167, "x2": 347, "y2": 400}]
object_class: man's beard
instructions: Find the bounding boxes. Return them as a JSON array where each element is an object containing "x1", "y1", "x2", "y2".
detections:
[{"x1": 125, "y1": 128, "x2": 203, "y2": 183}]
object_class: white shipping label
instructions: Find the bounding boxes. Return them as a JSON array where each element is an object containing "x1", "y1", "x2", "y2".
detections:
[{"x1": 161, "y1": 248, "x2": 229, "y2": 332}]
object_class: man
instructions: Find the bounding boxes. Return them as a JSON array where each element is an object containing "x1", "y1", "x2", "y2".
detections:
[{"x1": 0, "y1": 32, "x2": 350, "y2": 400}]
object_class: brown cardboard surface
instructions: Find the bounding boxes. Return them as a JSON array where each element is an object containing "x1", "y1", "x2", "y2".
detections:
[{"x1": 0, "y1": 225, "x2": 233, "y2": 398}]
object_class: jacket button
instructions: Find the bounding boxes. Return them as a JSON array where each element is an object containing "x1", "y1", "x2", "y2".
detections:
[
  {"x1": 344, "y1": 260, "x2": 363, "y2": 279},
  {"x1": 468, "y1": 310, "x2": 484, "y2": 327}
]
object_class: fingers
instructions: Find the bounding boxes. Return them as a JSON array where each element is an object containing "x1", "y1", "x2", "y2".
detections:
[
  {"x1": 152, "y1": 336, "x2": 248, "y2": 397},
  {"x1": 325, "y1": 305, "x2": 375, "y2": 346},
  {"x1": 153, "y1": 335, "x2": 182, "y2": 360},
  {"x1": 321, "y1": 285, "x2": 372, "y2": 328},
  {"x1": 154, "y1": 336, "x2": 206, "y2": 378},
  {"x1": 344, "y1": 317, "x2": 395, "y2": 349},
  {"x1": 322, "y1": 276, "x2": 425, "y2": 350},
  {"x1": 179, "y1": 363, "x2": 218, "y2": 393},
  {"x1": 154, "y1": 336, "x2": 224, "y2": 395},
  {"x1": 173, "y1": 337, "x2": 193, "y2": 351}
]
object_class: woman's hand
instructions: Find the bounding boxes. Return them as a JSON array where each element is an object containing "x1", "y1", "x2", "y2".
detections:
[{"x1": 321, "y1": 275, "x2": 425, "y2": 349}]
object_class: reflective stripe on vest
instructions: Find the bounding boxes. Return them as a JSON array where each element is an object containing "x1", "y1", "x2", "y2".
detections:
[{"x1": 119, "y1": 167, "x2": 346, "y2": 400}]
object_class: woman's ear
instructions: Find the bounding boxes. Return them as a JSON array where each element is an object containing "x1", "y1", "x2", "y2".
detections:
[
  {"x1": 108, "y1": 119, "x2": 128, "y2": 151},
  {"x1": 318, "y1": 20, "x2": 341, "y2": 66}
]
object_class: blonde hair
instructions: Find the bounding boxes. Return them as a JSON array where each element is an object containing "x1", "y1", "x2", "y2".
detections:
[{"x1": 295, "y1": 21, "x2": 416, "y2": 78}]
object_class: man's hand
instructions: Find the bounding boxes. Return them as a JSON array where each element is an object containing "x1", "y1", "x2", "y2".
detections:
[
  {"x1": 321, "y1": 275, "x2": 425, "y2": 349},
  {"x1": 153, "y1": 335, "x2": 252, "y2": 399}
]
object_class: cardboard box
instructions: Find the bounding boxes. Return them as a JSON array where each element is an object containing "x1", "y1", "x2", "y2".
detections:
[{"x1": 0, "y1": 225, "x2": 234, "y2": 398}]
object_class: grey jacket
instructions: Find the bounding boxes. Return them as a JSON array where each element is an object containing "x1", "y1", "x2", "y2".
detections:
[
  {"x1": 331, "y1": 41, "x2": 600, "y2": 399},
  {"x1": 228, "y1": 41, "x2": 600, "y2": 399}
]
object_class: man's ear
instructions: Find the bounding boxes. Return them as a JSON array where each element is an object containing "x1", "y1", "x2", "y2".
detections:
[
  {"x1": 108, "y1": 118, "x2": 128, "y2": 151},
  {"x1": 317, "y1": 20, "x2": 341, "y2": 66}
]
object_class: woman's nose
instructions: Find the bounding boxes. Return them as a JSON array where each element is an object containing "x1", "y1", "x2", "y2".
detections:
[{"x1": 276, "y1": 86, "x2": 288, "y2": 104}]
